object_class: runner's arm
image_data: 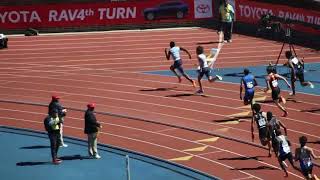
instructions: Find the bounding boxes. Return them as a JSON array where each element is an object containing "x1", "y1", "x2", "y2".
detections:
[
  {"x1": 253, "y1": 77, "x2": 258, "y2": 87},
  {"x1": 294, "y1": 148, "x2": 300, "y2": 161},
  {"x1": 308, "y1": 147, "x2": 320, "y2": 160},
  {"x1": 264, "y1": 76, "x2": 271, "y2": 92},
  {"x1": 251, "y1": 116, "x2": 255, "y2": 142},
  {"x1": 275, "y1": 74, "x2": 291, "y2": 88},
  {"x1": 165, "y1": 48, "x2": 171, "y2": 60},
  {"x1": 279, "y1": 121, "x2": 288, "y2": 136},
  {"x1": 180, "y1": 47, "x2": 192, "y2": 59},
  {"x1": 240, "y1": 78, "x2": 244, "y2": 100}
]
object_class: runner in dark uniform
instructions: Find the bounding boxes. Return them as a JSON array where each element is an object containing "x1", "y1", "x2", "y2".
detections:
[
  {"x1": 295, "y1": 136, "x2": 320, "y2": 180},
  {"x1": 267, "y1": 111, "x2": 287, "y2": 156},
  {"x1": 265, "y1": 65, "x2": 291, "y2": 117},
  {"x1": 285, "y1": 51, "x2": 314, "y2": 96},
  {"x1": 251, "y1": 103, "x2": 272, "y2": 157}
]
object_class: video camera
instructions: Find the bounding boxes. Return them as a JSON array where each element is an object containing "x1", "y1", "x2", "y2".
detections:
[{"x1": 0, "y1": 34, "x2": 8, "y2": 49}]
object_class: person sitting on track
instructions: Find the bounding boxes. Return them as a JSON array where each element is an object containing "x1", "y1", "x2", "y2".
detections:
[
  {"x1": 266, "y1": 111, "x2": 287, "y2": 157},
  {"x1": 295, "y1": 136, "x2": 320, "y2": 180},
  {"x1": 240, "y1": 68, "x2": 258, "y2": 108},
  {"x1": 265, "y1": 64, "x2": 291, "y2": 117},
  {"x1": 195, "y1": 45, "x2": 222, "y2": 95},
  {"x1": 165, "y1": 41, "x2": 196, "y2": 87},
  {"x1": 251, "y1": 103, "x2": 272, "y2": 157},
  {"x1": 285, "y1": 51, "x2": 314, "y2": 96},
  {"x1": 274, "y1": 129, "x2": 297, "y2": 177}
]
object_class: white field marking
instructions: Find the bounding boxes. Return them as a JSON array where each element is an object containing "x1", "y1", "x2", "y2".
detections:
[
  {"x1": 1, "y1": 92, "x2": 320, "y2": 147},
  {"x1": 1, "y1": 67, "x2": 320, "y2": 111},
  {"x1": 8, "y1": 38, "x2": 284, "y2": 50},
  {"x1": 0, "y1": 57, "x2": 291, "y2": 68},
  {"x1": 0, "y1": 115, "x2": 264, "y2": 180},
  {"x1": 232, "y1": 176, "x2": 256, "y2": 180},
  {"x1": 1, "y1": 114, "x2": 305, "y2": 179},
  {"x1": 1, "y1": 75, "x2": 320, "y2": 121},
  {"x1": 7, "y1": 27, "x2": 201, "y2": 37},
  {"x1": 3, "y1": 41, "x2": 285, "y2": 55},
  {"x1": 4, "y1": 44, "x2": 311, "y2": 59},
  {"x1": 7, "y1": 30, "x2": 279, "y2": 44},
  {"x1": 155, "y1": 127, "x2": 178, "y2": 133},
  {"x1": 1, "y1": 91, "x2": 319, "y2": 154},
  {"x1": 197, "y1": 151, "x2": 224, "y2": 156},
  {"x1": 1, "y1": 80, "x2": 320, "y2": 140},
  {"x1": 1, "y1": 62, "x2": 320, "y2": 105}
]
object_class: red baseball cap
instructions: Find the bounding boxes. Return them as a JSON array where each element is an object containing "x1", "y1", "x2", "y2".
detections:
[
  {"x1": 87, "y1": 103, "x2": 95, "y2": 108},
  {"x1": 52, "y1": 95, "x2": 60, "y2": 100}
]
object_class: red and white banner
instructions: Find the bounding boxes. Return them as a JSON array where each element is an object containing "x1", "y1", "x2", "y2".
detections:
[
  {"x1": 235, "y1": 0, "x2": 320, "y2": 35},
  {"x1": 0, "y1": 0, "x2": 214, "y2": 29}
]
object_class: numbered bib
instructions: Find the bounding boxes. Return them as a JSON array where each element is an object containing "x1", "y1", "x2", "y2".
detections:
[
  {"x1": 246, "y1": 82, "x2": 254, "y2": 89},
  {"x1": 258, "y1": 118, "x2": 266, "y2": 127},
  {"x1": 302, "y1": 158, "x2": 312, "y2": 167},
  {"x1": 271, "y1": 80, "x2": 278, "y2": 88}
]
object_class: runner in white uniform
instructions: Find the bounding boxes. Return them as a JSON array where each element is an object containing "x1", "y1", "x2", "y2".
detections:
[
  {"x1": 195, "y1": 46, "x2": 222, "y2": 94},
  {"x1": 165, "y1": 41, "x2": 196, "y2": 87},
  {"x1": 275, "y1": 129, "x2": 297, "y2": 177}
]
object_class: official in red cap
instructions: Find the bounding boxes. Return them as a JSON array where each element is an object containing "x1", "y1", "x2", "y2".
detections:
[{"x1": 84, "y1": 102, "x2": 101, "y2": 159}]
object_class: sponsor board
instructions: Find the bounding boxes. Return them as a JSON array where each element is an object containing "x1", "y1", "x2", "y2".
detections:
[
  {"x1": 235, "y1": 0, "x2": 320, "y2": 35},
  {"x1": 0, "y1": 0, "x2": 214, "y2": 29}
]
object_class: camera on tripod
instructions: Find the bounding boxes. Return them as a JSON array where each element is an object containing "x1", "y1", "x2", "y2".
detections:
[{"x1": 0, "y1": 34, "x2": 8, "y2": 49}]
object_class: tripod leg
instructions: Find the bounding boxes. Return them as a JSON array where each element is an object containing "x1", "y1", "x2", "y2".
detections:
[{"x1": 276, "y1": 41, "x2": 286, "y2": 66}]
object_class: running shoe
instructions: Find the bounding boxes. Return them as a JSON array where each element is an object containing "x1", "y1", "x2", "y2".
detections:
[
  {"x1": 310, "y1": 82, "x2": 314, "y2": 89},
  {"x1": 196, "y1": 90, "x2": 204, "y2": 95},
  {"x1": 216, "y1": 75, "x2": 223, "y2": 80}
]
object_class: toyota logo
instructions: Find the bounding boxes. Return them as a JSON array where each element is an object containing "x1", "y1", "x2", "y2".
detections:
[{"x1": 197, "y1": 4, "x2": 210, "y2": 13}]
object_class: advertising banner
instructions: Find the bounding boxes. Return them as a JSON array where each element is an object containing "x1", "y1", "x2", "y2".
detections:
[
  {"x1": 194, "y1": 0, "x2": 213, "y2": 19},
  {"x1": 0, "y1": 0, "x2": 214, "y2": 30},
  {"x1": 235, "y1": 0, "x2": 320, "y2": 35}
]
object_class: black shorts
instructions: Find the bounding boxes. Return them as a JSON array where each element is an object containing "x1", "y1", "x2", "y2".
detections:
[
  {"x1": 198, "y1": 67, "x2": 211, "y2": 79},
  {"x1": 259, "y1": 128, "x2": 269, "y2": 144},
  {"x1": 171, "y1": 60, "x2": 185, "y2": 74},
  {"x1": 279, "y1": 152, "x2": 293, "y2": 162},
  {"x1": 301, "y1": 165, "x2": 313, "y2": 178},
  {"x1": 291, "y1": 70, "x2": 305, "y2": 83},
  {"x1": 271, "y1": 137, "x2": 278, "y2": 151},
  {"x1": 271, "y1": 87, "x2": 280, "y2": 100}
]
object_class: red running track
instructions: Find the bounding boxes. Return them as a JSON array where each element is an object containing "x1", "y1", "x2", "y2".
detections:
[{"x1": 0, "y1": 27, "x2": 319, "y2": 180}]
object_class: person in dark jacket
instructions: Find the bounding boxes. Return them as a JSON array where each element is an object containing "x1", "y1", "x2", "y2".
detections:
[
  {"x1": 84, "y1": 103, "x2": 102, "y2": 159},
  {"x1": 44, "y1": 109, "x2": 63, "y2": 164},
  {"x1": 48, "y1": 95, "x2": 68, "y2": 147}
]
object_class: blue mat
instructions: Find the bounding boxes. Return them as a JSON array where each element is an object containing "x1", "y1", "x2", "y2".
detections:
[
  {"x1": 1, "y1": 126, "x2": 217, "y2": 180},
  {"x1": 144, "y1": 63, "x2": 320, "y2": 95}
]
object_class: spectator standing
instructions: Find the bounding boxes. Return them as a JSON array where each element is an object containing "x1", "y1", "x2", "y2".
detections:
[
  {"x1": 48, "y1": 95, "x2": 68, "y2": 147},
  {"x1": 44, "y1": 109, "x2": 63, "y2": 165},
  {"x1": 218, "y1": 0, "x2": 235, "y2": 43},
  {"x1": 84, "y1": 103, "x2": 102, "y2": 159}
]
